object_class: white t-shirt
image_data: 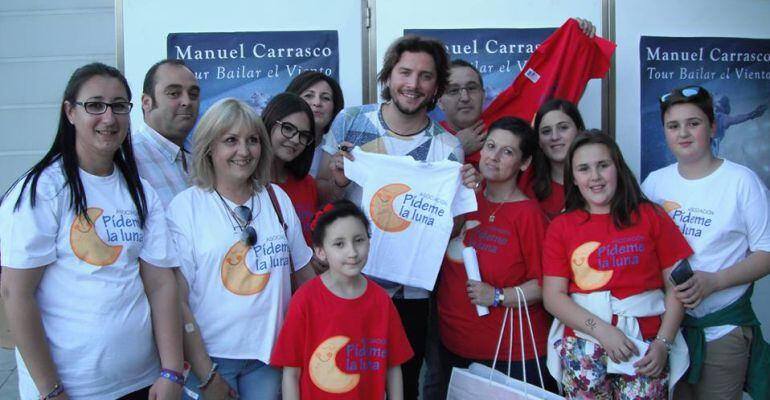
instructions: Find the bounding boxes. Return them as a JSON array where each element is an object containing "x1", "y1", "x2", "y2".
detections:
[
  {"x1": 166, "y1": 185, "x2": 312, "y2": 362},
  {"x1": 345, "y1": 148, "x2": 477, "y2": 292},
  {"x1": 0, "y1": 162, "x2": 176, "y2": 400},
  {"x1": 642, "y1": 160, "x2": 770, "y2": 341}
]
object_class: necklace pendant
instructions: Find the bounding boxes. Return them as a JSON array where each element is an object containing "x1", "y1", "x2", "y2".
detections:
[{"x1": 489, "y1": 215, "x2": 495, "y2": 223}]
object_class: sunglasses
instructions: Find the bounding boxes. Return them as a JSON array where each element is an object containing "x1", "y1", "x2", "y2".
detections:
[
  {"x1": 659, "y1": 86, "x2": 704, "y2": 104},
  {"x1": 232, "y1": 205, "x2": 258, "y2": 246}
]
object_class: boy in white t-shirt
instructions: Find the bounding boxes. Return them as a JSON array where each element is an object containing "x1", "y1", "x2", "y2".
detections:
[{"x1": 642, "y1": 85, "x2": 770, "y2": 400}]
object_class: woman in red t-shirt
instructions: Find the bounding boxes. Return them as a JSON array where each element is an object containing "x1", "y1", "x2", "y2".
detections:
[
  {"x1": 542, "y1": 131, "x2": 691, "y2": 399},
  {"x1": 438, "y1": 117, "x2": 558, "y2": 393},
  {"x1": 519, "y1": 99, "x2": 585, "y2": 221},
  {"x1": 262, "y1": 94, "x2": 321, "y2": 251}
]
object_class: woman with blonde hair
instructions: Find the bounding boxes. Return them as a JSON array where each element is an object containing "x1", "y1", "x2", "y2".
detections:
[{"x1": 167, "y1": 98, "x2": 315, "y2": 400}]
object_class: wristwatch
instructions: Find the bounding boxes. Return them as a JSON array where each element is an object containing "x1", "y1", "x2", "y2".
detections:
[{"x1": 493, "y1": 288, "x2": 505, "y2": 307}]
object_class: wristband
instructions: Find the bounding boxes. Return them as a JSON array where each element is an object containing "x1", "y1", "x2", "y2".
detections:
[
  {"x1": 198, "y1": 362, "x2": 219, "y2": 389},
  {"x1": 160, "y1": 368, "x2": 185, "y2": 386},
  {"x1": 40, "y1": 383, "x2": 64, "y2": 400},
  {"x1": 654, "y1": 336, "x2": 673, "y2": 352}
]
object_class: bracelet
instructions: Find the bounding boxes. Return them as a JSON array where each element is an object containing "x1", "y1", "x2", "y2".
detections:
[
  {"x1": 160, "y1": 368, "x2": 185, "y2": 386},
  {"x1": 40, "y1": 382, "x2": 64, "y2": 400},
  {"x1": 198, "y1": 362, "x2": 219, "y2": 390},
  {"x1": 654, "y1": 336, "x2": 673, "y2": 352}
]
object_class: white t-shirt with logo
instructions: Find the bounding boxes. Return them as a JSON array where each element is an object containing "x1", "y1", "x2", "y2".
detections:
[
  {"x1": 166, "y1": 184, "x2": 312, "y2": 362},
  {"x1": 642, "y1": 160, "x2": 770, "y2": 341},
  {"x1": 345, "y1": 148, "x2": 477, "y2": 292},
  {"x1": 0, "y1": 162, "x2": 176, "y2": 400}
]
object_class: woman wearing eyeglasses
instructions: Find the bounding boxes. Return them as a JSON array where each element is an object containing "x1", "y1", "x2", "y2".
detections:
[
  {"x1": 0, "y1": 63, "x2": 183, "y2": 399},
  {"x1": 166, "y1": 98, "x2": 315, "y2": 400},
  {"x1": 642, "y1": 86, "x2": 770, "y2": 400},
  {"x1": 261, "y1": 93, "x2": 318, "y2": 247}
]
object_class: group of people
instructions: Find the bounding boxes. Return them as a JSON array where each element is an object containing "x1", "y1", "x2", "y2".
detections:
[{"x1": 0, "y1": 18, "x2": 768, "y2": 400}]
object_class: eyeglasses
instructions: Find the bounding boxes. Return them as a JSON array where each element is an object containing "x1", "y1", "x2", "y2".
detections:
[
  {"x1": 74, "y1": 101, "x2": 133, "y2": 115},
  {"x1": 659, "y1": 86, "x2": 705, "y2": 104},
  {"x1": 444, "y1": 84, "x2": 482, "y2": 97},
  {"x1": 276, "y1": 121, "x2": 314, "y2": 146}
]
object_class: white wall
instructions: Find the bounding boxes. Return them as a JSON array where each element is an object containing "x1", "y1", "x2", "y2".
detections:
[
  {"x1": 615, "y1": 0, "x2": 770, "y2": 341},
  {"x1": 0, "y1": 0, "x2": 115, "y2": 193}
]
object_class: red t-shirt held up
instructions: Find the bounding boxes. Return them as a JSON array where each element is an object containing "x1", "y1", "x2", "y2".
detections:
[
  {"x1": 481, "y1": 18, "x2": 616, "y2": 125},
  {"x1": 542, "y1": 203, "x2": 692, "y2": 339},
  {"x1": 277, "y1": 174, "x2": 319, "y2": 245},
  {"x1": 271, "y1": 277, "x2": 413, "y2": 399},
  {"x1": 439, "y1": 193, "x2": 550, "y2": 361},
  {"x1": 518, "y1": 166, "x2": 565, "y2": 222}
]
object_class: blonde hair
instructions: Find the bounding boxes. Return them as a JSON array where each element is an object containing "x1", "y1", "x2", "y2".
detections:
[{"x1": 191, "y1": 98, "x2": 272, "y2": 192}]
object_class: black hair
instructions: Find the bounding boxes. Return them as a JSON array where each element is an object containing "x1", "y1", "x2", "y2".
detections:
[
  {"x1": 487, "y1": 116, "x2": 537, "y2": 167},
  {"x1": 311, "y1": 200, "x2": 371, "y2": 246},
  {"x1": 9, "y1": 62, "x2": 147, "y2": 226},
  {"x1": 531, "y1": 98, "x2": 586, "y2": 201},
  {"x1": 261, "y1": 92, "x2": 316, "y2": 179},
  {"x1": 659, "y1": 85, "x2": 715, "y2": 125},
  {"x1": 285, "y1": 71, "x2": 345, "y2": 133},
  {"x1": 142, "y1": 59, "x2": 190, "y2": 104},
  {"x1": 563, "y1": 130, "x2": 649, "y2": 229},
  {"x1": 449, "y1": 59, "x2": 484, "y2": 88},
  {"x1": 377, "y1": 35, "x2": 450, "y2": 112}
]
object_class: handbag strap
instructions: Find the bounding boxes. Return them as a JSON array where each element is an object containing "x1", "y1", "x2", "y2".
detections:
[
  {"x1": 490, "y1": 287, "x2": 546, "y2": 391},
  {"x1": 265, "y1": 184, "x2": 298, "y2": 291}
]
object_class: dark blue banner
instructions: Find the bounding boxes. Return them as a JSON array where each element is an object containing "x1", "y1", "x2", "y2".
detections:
[
  {"x1": 405, "y1": 28, "x2": 554, "y2": 121},
  {"x1": 167, "y1": 30, "x2": 339, "y2": 118},
  {"x1": 640, "y1": 36, "x2": 770, "y2": 186}
]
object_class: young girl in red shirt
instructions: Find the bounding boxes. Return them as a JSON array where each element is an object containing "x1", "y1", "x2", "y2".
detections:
[
  {"x1": 542, "y1": 131, "x2": 692, "y2": 399},
  {"x1": 271, "y1": 200, "x2": 413, "y2": 399}
]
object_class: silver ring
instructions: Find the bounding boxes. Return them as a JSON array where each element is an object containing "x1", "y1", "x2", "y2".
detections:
[{"x1": 473, "y1": 181, "x2": 481, "y2": 189}]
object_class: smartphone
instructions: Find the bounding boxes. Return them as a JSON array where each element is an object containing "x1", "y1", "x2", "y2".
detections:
[{"x1": 669, "y1": 259, "x2": 694, "y2": 286}]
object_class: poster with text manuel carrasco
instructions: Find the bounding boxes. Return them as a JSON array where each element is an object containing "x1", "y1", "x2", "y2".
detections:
[
  {"x1": 167, "y1": 30, "x2": 339, "y2": 119},
  {"x1": 640, "y1": 36, "x2": 770, "y2": 187}
]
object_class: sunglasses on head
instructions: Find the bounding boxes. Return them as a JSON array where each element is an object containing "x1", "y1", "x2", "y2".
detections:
[{"x1": 659, "y1": 86, "x2": 705, "y2": 104}]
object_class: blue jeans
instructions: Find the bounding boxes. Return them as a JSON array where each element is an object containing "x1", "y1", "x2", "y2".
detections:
[{"x1": 184, "y1": 357, "x2": 281, "y2": 400}]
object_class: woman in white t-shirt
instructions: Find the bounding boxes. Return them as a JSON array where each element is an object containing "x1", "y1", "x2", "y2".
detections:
[
  {"x1": 167, "y1": 98, "x2": 315, "y2": 400},
  {"x1": 0, "y1": 63, "x2": 183, "y2": 400},
  {"x1": 642, "y1": 85, "x2": 770, "y2": 400}
]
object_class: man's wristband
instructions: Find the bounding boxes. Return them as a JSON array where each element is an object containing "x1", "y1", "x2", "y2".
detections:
[
  {"x1": 160, "y1": 368, "x2": 185, "y2": 386},
  {"x1": 39, "y1": 382, "x2": 64, "y2": 400}
]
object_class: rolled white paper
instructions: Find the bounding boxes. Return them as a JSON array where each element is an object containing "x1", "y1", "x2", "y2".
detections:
[{"x1": 462, "y1": 247, "x2": 490, "y2": 316}]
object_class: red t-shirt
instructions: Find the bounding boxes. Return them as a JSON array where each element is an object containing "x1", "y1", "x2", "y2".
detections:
[
  {"x1": 518, "y1": 166, "x2": 565, "y2": 222},
  {"x1": 480, "y1": 18, "x2": 615, "y2": 125},
  {"x1": 439, "y1": 120, "x2": 481, "y2": 167},
  {"x1": 438, "y1": 193, "x2": 550, "y2": 360},
  {"x1": 277, "y1": 174, "x2": 318, "y2": 245},
  {"x1": 271, "y1": 277, "x2": 413, "y2": 399},
  {"x1": 542, "y1": 203, "x2": 692, "y2": 338}
]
